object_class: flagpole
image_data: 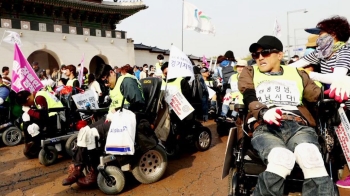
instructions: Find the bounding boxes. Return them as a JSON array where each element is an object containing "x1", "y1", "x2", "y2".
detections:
[{"x1": 182, "y1": 0, "x2": 184, "y2": 51}]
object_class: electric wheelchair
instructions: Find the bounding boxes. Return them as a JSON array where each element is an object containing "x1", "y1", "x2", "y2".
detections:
[
  {"x1": 226, "y1": 96, "x2": 343, "y2": 196},
  {"x1": 20, "y1": 89, "x2": 94, "y2": 166},
  {"x1": 75, "y1": 77, "x2": 168, "y2": 195}
]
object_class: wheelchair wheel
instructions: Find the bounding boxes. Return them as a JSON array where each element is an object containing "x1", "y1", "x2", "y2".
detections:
[
  {"x1": 2, "y1": 127, "x2": 22, "y2": 146},
  {"x1": 195, "y1": 127, "x2": 212, "y2": 151},
  {"x1": 132, "y1": 145, "x2": 168, "y2": 184},
  {"x1": 97, "y1": 166, "x2": 125, "y2": 195},
  {"x1": 65, "y1": 134, "x2": 78, "y2": 157},
  {"x1": 228, "y1": 167, "x2": 238, "y2": 196},
  {"x1": 165, "y1": 143, "x2": 180, "y2": 159},
  {"x1": 39, "y1": 146, "x2": 58, "y2": 166}
]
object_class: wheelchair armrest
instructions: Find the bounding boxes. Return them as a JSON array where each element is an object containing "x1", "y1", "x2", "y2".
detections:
[
  {"x1": 76, "y1": 108, "x2": 109, "y2": 114},
  {"x1": 47, "y1": 107, "x2": 67, "y2": 113}
]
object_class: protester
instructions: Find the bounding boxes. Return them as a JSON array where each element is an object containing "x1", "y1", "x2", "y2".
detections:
[
  {"x1": 58, "y1": 65, "x2": 68, "y2": 80},
  {"x1": 219, "y1": 60, "x2": 246, "y2": 122},
  {"x1": 0, "y1": 75, "x2": 10, "y2": 108},
  {"x1": 239, "y1": 35, "x2": 334, "y2": 195},
  {"x1": 2, "y1": 66, "x2": 9, "y2": 78},
  {"x1": 62, "y1": 64, "x2": 144, "y2": 187},
  {"x1": 32, "y1": 62, "x2": 41, "y2": 77},
  {"x1": 140, "y1": 64, "x2": 148, "y2": 79},
  {"x1": 51, "y1": 67, "x2": 59, "y2": 82},
  {"x1": 201, "y1": 67, "x2": 218, "y2": 115},
  {"x1": 290, "y1": 16, "x2": 350, "y2": 88},
  {"x1": 155, "y1": 54, "x2": 164, "y2": 77},
  {"x1": 88, "y1": 74, "x2": 102, "y2": 102},
  {"x1": 15, "y1": 89, "x2": 64, "y2": 155},
  {"x1": 133, "y1": 65, "x2": 141, "y2": 80},
  {"x1": 45, "y1": 69, "x2": 52, "y2": 79},
  {"x1": 39, "y1": 70, "x2": 55, "y2": 91},
  {"x1": 65, "y1": 65, "x2": 79, "y2": 88}
]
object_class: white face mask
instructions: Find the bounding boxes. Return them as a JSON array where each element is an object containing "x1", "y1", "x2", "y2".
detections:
[
  {"x1": 144, "y1": 68, "x2": 148, "y2": 71},
  {"x1": 62, "y1": 70, "x2": 67, "y2": 73},
  {"x1": 159, "y1": 60, "x2": 163, "y2": 63}
]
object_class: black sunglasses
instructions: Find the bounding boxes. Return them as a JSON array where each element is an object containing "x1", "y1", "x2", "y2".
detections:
[{"x1": 251, "y1": 49, "x2": 280, "y2": 59}]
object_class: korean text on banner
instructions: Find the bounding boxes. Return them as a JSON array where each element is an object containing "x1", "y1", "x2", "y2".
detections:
[
  {"x1": 164, "y1": 89, "x2": 194, "y2": 120},
  {"x1": 72, "y1": 90, "x2": 99, "y2": 120},
  {"x1": 336, "y1": 107, "x2": 350, "y2": 169},
  {"x1": 183, "y1": 1, "x2": 216, "y2": 35},
  {"x1": 2, "y1": 31, "x2": 22, "y2": 46},
  {"x1": 167, "y1": 45, "x2": 194, "y2": 81},
  {"x1": 12, "y1": 44, "x2": 44, "y2": 93}
]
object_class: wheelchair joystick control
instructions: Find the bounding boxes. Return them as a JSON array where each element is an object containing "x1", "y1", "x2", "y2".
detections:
[{"x1": 85, "y1": 102, "x2": 91, "y2": 110}]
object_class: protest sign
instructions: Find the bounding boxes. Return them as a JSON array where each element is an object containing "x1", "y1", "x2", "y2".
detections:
[
  {"x1": 72, "y1": 90, "x2": 99, "y2": 119},
  {"x1": 167, "y1": 45, "x2": 194, "y2": 81},
  {"x1": 336, "y1": 107, "x2": 350, "y2": 169},
  {"x1": 164, "y1": 89, "x2": 194, "y2": 120},
  {"x1": 12, "y1": 43, "x2": 44, "y2": 93}
]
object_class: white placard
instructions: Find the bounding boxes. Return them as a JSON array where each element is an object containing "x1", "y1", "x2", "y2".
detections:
[
  {"x1": 208, "y1": 87, "x2": 216, "y2": 99},
  {"x1": 72, "y1": 90, "x2": 99, "y2": 119},
  {"x1": 167, "y1": 45, "x2": 194, "y2": 81},
  {"x1": 164, "y1": 89, "x2": 194, "y2": 120}
]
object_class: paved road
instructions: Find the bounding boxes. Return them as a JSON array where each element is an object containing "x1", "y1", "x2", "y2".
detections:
[{"x1": 0, "y1": 121, "x2": 230, "y2": 196}]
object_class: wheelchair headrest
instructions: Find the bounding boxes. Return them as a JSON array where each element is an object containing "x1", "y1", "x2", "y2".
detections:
[{"x1": 140, "y1": 77, "x2": 162, "y2": 114}]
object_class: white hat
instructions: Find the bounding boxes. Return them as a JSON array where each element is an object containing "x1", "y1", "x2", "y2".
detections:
[{"x1": 234, "y1": 60, "x2": 248, "y2": 71}]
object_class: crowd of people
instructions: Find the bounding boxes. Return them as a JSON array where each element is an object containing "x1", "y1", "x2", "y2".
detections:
[{"x1": 2, "y1": 14, "x2": 350, "y2": 195}]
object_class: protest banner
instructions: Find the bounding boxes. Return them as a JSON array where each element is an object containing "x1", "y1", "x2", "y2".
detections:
[
  {"x1": 12, "y1": 43, "x2": 44, "y2": 93},
  {"x1": 164, "y1": 89, "x2": 194, "y2": 120},
  {"x1": 72, "y1": 90, "x2": 99, "y2": 119},
  {"x1": 167, "y1": 45, "x2": 194, "y2": 81},
  {"x1": 336, "y1": 107, "x2": 350, "y2": 169}
]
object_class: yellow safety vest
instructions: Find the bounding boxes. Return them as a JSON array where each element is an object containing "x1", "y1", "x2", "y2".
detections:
[
  {"x1": 230, "y1": 73, "x2": 243, "y2": 104},
  {"x1": 34, "y1": 91, "x2": 64, "y2": 117},
  {"x1": 204, "y1": 80, "x2": 214, "y2": 87},
  {"x1": 66, "y1": 78, "x2": 78, "y2": 87},
  {"x1": 84, "y1": 74, "x2": 89, "y2": 86},
  {"x1": 109, "y1": 73, "x2": 143, "y2": 112},
  {"x1": 164, "y1": 77, "x2": 183, "y2": 93},
  {"x1": 253, "y1": 65, "x2": 304, "y2": 107}
]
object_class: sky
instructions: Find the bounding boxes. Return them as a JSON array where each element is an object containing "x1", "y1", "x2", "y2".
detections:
[{"x1": 118, "y1": 0, "x2": 347, "y2": 59}]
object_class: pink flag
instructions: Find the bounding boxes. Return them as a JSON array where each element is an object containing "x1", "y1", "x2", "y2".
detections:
[
  {"x1": 11, "y1": 43, "x2": 44, "y2": 93},
  {"x1": 202, "y1": 55, "x2": 209, "y2": 68},
  {"x1": 77, "y1": 54, "x2": 85, "y2": 88}
]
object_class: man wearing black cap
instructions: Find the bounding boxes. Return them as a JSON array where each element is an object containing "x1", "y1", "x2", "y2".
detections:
[{"x1": 238, "y1": 35, "x2": 334, "y2": 195}]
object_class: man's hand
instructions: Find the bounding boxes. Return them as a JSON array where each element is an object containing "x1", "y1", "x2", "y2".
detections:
[
  {"x1": 325, "y1": 76, "x2": 350, "y2": 103},
  {"x1": 263, "y1": 108, "x2": 282, "y2": 126},
  {"x1": 22, "y1": 106, "x2": 30, "y2": 113}
]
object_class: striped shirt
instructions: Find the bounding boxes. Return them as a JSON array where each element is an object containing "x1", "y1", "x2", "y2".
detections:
[
  {"x1": 303, "y1": 45, "x2": 350, "y2": 74},
  {"x1": 303, "y1": 45, "x2": 350, "y2": 107}
]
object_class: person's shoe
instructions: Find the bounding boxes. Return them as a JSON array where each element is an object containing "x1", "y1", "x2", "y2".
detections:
[
  {"x1": 77, "y1": 167, "x2": 97, "y2": 187},
  {"x1": 337, "y1": 175, "x2": 350, "y2": 188},
  {"x1": 62, "y1": 164, "x2": 83, "y2": 186},
  {"x1": 23, "y1": 141, "x2": 34, "y2": 155}
]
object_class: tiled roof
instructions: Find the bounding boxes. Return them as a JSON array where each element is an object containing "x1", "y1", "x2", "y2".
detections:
[{"x1": 24, "y1": 0, "x2": 148, "y2": 14}]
